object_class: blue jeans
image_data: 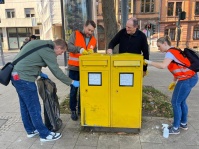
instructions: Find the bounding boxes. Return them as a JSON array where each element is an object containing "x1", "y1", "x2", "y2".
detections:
[
  {"x1": 69, "y1": 70, "x2": 80, "y2": 112},
  {"x1": 11, "y1": 77, "x2": 51, "y2": 138},
  {"x1": 172, "y1": 74, "x2": 198, "y2": 128}
]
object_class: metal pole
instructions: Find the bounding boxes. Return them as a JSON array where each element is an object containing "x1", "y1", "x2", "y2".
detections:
[
  {"x1": 177, "y1": 8, "x2": 181, "y2": 47},
  {"x1": 60, "y1": 0, "x2": 67, "y2": 67},
  {"x1": 0, "y1": 37, "x2": 5, "y2": 66},
  {"x1": 121, "y1": 0, "x2": 128, "y2": 28}
]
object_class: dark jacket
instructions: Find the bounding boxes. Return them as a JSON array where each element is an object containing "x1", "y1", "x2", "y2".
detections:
[{"x1": 108, "y1": 28, "x2": 149, "y2": 71}]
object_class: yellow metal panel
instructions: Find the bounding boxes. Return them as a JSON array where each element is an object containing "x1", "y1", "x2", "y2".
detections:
[
  {"x1": 82, "y1": 60, "x2": 108, "y2": 66},
  {"x1": 110, "y1": 53, "x2": 143, "y2": 128},
  {"x1": 79, "y1": 54, "x2": 111, "y2": 127},
  {"x1": 80, "y1": 71, "x2": 110, "y2": 127},
  {"x1": 114, "y1": 60, "x2": 140, "y2": 66}
]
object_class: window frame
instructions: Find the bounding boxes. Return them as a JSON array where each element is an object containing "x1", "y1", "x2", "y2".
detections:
[
  {"x1": 193, "y1": 26, "x2": 199, "y2": 40},
  {"x1": 6, "y1": 9, "x2": 15, "y2": 18},
  {"x1": 165, "y1": 28, "x2": 177, "y2": 41},
  {"x1": 141, "y1": 0, "x2": 155, "y2": 13},
  {"x1": 195, "y1": 2, "x2": 199, "y2": 16},
  {"x1": 24, "y1": 8, "x2": 35, "y2": 18},
  {"x1": 167, "y1": 2, "x2": 182, "y2": 17}
]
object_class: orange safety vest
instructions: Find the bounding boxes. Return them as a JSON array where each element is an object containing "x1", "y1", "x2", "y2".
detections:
[
  {"x1": 167, "y1": 48, "x2": 195, "y2": 80},
  {"x1": 68, "y1": 31, "x2": 97, "y2": 67}
]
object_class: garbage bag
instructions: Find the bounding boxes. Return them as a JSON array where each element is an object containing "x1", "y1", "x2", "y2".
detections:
[{"x1": 37, "y1": 78, "x2": 62, "y2": 131}]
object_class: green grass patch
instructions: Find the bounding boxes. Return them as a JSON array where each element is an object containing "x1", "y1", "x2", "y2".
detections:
[
  {"x1": 142, "y1": 85, "x2": 173, "y2": 118},
  {"x1": 60, "y1": 86, "x2": 173, "y2": 118}
]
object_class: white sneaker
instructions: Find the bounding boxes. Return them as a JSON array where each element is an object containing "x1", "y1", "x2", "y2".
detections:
[
  {"x1": 27, "y1": 130, "x2": 39, "y2": 138},
  {"x1": 40, "y1": 132, "x2": 62, "y2": 142}
]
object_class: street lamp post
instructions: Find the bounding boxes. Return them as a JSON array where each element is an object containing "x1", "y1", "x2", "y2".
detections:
[
  {"x1": 60, "y1": 0, "x2": 67, "y2": 67},
  {"x1": 0, "y1": 37, "x2": 5, "y2": 66}
]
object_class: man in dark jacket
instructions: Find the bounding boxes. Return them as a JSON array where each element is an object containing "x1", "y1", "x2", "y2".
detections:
[{"x1": 107, "y1": 17, "x2": 149, "y2": 76}]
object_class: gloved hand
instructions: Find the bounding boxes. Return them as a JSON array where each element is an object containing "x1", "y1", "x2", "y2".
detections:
[
  {"x1": 40, "y1": 72, "x2": 48, "y2": 79},
  {"x1": 144, "y1": 59, "x2": 152, "y2": 65},
  {"x1": 87, "y1": 49, "x2": 94, "y2": 54},
  {"x1": 143, "y1": 70, "x2": 149, "y2": 77},
  {"x1": 80, "y1": 48, "x2": 88, "y2": 55},
  {"x1": 168, "y1": 82, "x2": 176, "y2": 91},
  {"x1": 72, "y1": 80, "x2": 80, "y2": 87}
]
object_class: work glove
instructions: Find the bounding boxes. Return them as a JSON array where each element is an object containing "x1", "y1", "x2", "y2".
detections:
[
  {"x1": 72, "y1": 80, "x2": 80, "y2": 87},
  {"x1": 144, "y1": 59, "x2": 152, "y2": 65},
  {"x1": 40, "y1": 72, "x2": 48, "y2": 79},
  {"x1": 168, "y1": 82, "x2": 176, "y2": 91},
  {"x1": 87, "y1": 49, "x2": 94, "y2": 54},
  {"x1": 80, "y1": 48, "x2": 88, "y2": 55},
  {"x1": 143, "y1": 70, "x2": 149, "y2": 77}
]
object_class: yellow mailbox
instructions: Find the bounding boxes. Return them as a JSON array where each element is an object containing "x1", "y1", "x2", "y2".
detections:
[
  {"x1": 110, "y1": 53, "x2": 143, "y2": 129},
  {"x1": 79, "y1": 54, "x2": 111, "y2": 127}
]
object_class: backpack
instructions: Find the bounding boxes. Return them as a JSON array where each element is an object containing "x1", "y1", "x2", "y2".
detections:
[{"x1": 169, "y1": 48, "x2": 199, "y2": 72}]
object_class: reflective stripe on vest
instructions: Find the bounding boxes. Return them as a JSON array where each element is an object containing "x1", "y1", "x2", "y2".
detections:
[
  {"x1": 68, "y1": 30, "x2": 96, "y2": 67},
  {"x1": 68, "y1": 57, "x2": 79, "y2": 61},
  {"x1": 167, "y1": 48, "x2": 195, "y2": 80},
  {"x1": 171, "y1": 68, "x2": 191, "y2": 73}
]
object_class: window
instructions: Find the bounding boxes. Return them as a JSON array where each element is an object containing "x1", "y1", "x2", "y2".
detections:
[
  {"x1": 167, "y1": 2, "x2": 182, "y2": 16},
  {"x1": 0, "y1": 28, "x2": 3, "y2": 42},
  {"x1": 165, "y1": 28, "x2": 176, "y2": 40},
  {"x1": 195, "y1": 2, "x2": 199, "y2": 15},
  {"x1": 141, "y1": 0, "x2": 155, "y2": 13},
  {"x1": 6, "y1": 9, "x2": 15, "y2": 18},
  {"x1": 193, "y1": 26, "x2": 199, "y2": 40},
  {"x1": 35, "y1": 29, "x2": 40, "y2": 34},
  {"x1": 25, "y1": 8, "x2": 35, "y2": 17},
  {"x1": 175, "y1": 2, "x2": 182, "y2": 16},
  {"x1": 128, "y1": 0, "x2": 132, "y2": 13}
]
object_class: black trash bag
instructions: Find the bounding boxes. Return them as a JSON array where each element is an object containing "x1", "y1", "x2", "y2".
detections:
[{"x1": 37, "y1": 78, "x2": 62, "y2": 131}]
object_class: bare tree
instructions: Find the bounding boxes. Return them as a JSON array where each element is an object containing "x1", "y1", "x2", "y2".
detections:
[{"x1": 101, "y1": 0, "x2": 118, "y2": 50}]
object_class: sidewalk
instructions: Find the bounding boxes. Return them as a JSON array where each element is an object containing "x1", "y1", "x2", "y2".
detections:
[{"x1": 0, "y1": 62, "x2": 199, "y2": 148}]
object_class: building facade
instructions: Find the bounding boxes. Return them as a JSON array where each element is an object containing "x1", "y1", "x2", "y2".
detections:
[
  {"x1": 0, "y1": 0, "x2": 62, "y2": 52},
  {"x1": 96, "y1": 0, "x2": 199, "y2": 50},
  {"x1": 1, "y1": 0, "x2": 199, "y2": 52}
]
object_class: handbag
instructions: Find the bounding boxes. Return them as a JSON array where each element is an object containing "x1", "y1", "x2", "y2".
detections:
[
  {"x1": 0, "y1": 62, "x2": 14, "y2": 86},
  {"x1": 0, "y1": 44, "x2": 54, "y2": 86}
]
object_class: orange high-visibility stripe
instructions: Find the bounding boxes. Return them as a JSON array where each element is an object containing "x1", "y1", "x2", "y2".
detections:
[
  {"x1": 68, "y1": 31, "x2": 96, "y2": 67},
  {"x1": 167, "y1": 48, "x2": 195, "y2": 80}
]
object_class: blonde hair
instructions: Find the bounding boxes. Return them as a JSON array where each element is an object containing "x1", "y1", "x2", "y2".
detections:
[
  {"x1": 53, "y1": 39, "x2": 68, "y2": 49},
  {"x1": 157, "y1": 35, "x2": 171, "y2": 46}
]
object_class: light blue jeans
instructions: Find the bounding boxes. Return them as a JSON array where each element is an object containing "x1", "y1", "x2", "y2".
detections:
[
  {"x1": 172, "y1": 74, "x2": 198, "y2": 128},
  {"x1": 11, "y1": 77, "x2": 51, "y2": 138}
]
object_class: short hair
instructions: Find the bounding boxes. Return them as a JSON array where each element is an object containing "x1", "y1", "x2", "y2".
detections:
[
  {"x1": 53, "y1": 39, "x2": 68, "y2": 49},
  {"x1": 128, "y1": 17, "x2": 138, "y2": 27},
  {"x1": 157, "y1": 35, "x2": 171, "y2": 46},
  {"x1": 30, "y1": 35, "x2": 36, "y2": 39},
  {"x1": 85, "y1": 20, "x2": 96, "y2": 28}
]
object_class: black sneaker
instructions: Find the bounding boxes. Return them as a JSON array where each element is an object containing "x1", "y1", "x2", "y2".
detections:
[
  {"x1": 71, "y1": 111, "x2": 78, "y2": 121},
  {"x1": 180, "y1": 124, "x2": 188, "y2": 130},
  {"x1": 40, "y1": 132, "x2": 62, "y2": 142},
  {"x1": 169, "y1": 126, "x2": 180, "y2": 135}
]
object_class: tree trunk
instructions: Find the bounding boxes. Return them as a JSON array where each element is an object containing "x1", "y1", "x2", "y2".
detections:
[{"x1": 101, "y1": 0, "x2": 118, "y2": 51}]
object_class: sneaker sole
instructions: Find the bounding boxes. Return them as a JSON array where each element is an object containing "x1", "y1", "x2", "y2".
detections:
[
  {"x1": 169, "y1": 132, "x2": 180, "y2": 135},
  {"x1": 180, "y1": 127, "x2": 188, "y2": 130},
  {"x1": 27, "y1": 132, "x2": 39, "y2": 138},
  {"x1": 40, "y1": 133, "x2": 62, "y2": 142}
]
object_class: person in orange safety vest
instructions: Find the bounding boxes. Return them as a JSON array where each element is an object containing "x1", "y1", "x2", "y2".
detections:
[
  {"x1": 67, "y1": 20, "x2": 97, "y2": 121},
  {"x1": 144, "y1": 35, "x2": 198, "y2": 135}
]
